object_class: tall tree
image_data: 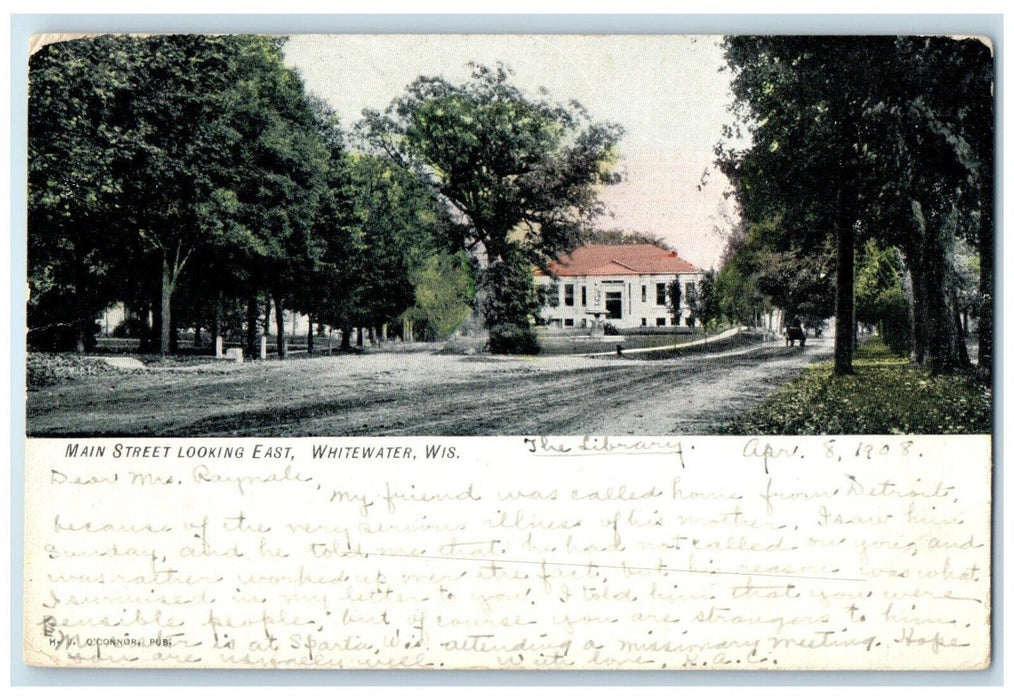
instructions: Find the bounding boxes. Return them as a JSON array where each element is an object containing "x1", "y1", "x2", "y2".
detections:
[
  {"x1": 690, "y1": 269, "x2": 720, "y2": 331},
  {"x1": 719, "y1": 36, "x2": 992, "y2": 375},
  {"x1": 29, "y1": 35, "x2": 335, "y2": 356},
  {"x1": 665, "y1": 278, "x2": 682, "y2": 325},
  {"x1": 346, "y1": 154, "x2": 449, "y2": 337},
  {"x1": 360, "y1": 63, "x2": 623, "y2": 352},
  {"x1": 295, "y1": 97, "x2": 359, "y2": 353},
  {"x1": 220, "y1": 39, "x2": 330, "y2": 359},
  {"x1": 855, "y1": 240, "x2": 912, "y2": 355},
  {"x1": 28, "y1": 36, "x2": 135, "y2": 350},
  {"x1": 719, "y1": 37, "x2": 879, "y2": 374},
  {"x1": 716, "y1": 218, "x2": 836, "y2": 333},
  {"x1": 113, "y1": 35, "x2": 269, "y2": 355},
  {"x1": 403, "y1": 250, "x2": 475, "y2": 341},
  {"x1": 861, "y1": 37, "x2": 993, "y2": 373},
  {"x1": 713, "y1": 217, "x2": 774, "y2": 329}
]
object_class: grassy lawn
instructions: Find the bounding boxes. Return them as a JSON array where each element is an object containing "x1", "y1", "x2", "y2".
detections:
[
  {"x1": 536, "y1": 324, "x2": 730, "y2": 356},
  {"x1": 722, "y1": 336, "x2": 992, "y2": 434}
]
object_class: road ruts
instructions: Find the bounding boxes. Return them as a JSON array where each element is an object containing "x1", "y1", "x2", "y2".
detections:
[{"x1": 27, "y1": 339, "x2": 832, "y2": 436}]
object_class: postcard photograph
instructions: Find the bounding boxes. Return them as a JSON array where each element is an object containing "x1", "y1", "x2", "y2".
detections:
[
  {"x1": 19, "y1": 32, "x2": 995, "y2": 673},
  {"x1": 24, "y1": 33, "x2": 994, "y2": 438}
]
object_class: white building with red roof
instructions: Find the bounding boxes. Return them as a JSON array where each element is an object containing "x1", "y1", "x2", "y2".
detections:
[{"x1": 535, "y1": 243, "x2": 704, "y2": 330}]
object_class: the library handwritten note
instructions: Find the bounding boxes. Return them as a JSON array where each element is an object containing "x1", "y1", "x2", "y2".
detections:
[{"x1": 23, "y1": 435, "x2": 990, "y2": 670}]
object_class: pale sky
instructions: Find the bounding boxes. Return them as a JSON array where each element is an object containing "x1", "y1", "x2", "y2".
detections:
[{"x1": 284, "y1": 34, "x2": 739, "y2": 270}]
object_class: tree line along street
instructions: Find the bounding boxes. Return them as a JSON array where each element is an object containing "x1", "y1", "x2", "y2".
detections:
[{"x1": 28, "y1": 35, "x2": 993, "y2": 419}]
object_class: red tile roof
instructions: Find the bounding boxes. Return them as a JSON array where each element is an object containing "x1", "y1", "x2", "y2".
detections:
[{"x1": 539, "y1": 244, "x2": 699, "y2": 277}]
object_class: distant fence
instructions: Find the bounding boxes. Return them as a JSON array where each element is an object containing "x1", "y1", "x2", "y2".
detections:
[{"x1": 93, "y1": 328, "x2": 403, "y2": 358}]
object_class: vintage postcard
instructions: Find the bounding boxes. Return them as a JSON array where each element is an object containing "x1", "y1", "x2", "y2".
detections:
[{"x1": 22, "y1": 33, "x2": 993, "y2": 670}]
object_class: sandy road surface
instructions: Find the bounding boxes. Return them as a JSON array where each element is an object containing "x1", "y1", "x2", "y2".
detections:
[{"x1": 26, "y1": 338, "x2": 832, "y2": 436}]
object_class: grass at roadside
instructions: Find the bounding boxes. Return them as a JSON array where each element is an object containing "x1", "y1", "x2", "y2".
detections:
[
  {"x1": 721, "y1": 337, "x2": 992, "y2": 434},
  {"x1": 536, "y1": 324, "x2": 735, "y2": 356}
]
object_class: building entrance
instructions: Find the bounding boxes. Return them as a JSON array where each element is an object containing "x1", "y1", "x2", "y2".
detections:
[{"x1": 605, "y1": 291, "x2": 623, "y2": 319}]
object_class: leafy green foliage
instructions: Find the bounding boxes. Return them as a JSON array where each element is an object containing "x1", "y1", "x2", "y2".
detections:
[
  {"x1": 584, "y1": 228, "x2": 671, "y2": 249},
  {"x1": 478, "y1": 248, "x2": 543, "y2": 354},
  {"x1": 714, "y1": 256, "x2": 767, "y2": 327},
  {"x1": 29, "y1": 35, "x2": 335, "y2": 355},
  {"x1": 362, "y1": 63, "x2": 623, "y2": 264},
  {"x1": 718, "y1": 36, "x2": 993, "y2": 375},
  {"x1": 211, "y1": 39, "x2": 333, "y2": 356},
  {"x1": 665, "y1": 278, "x2": 682, "y2": 323},
  {"x1": 688, "y1": 269, "x2": 720, "y2": 330},
  {"x1": 360, "y1": 63, "x2": 624, "y2": 351},
  {"x1": 854, "y1": 240, "x2": 912, "y2": 355},
  {"x1": 722, "y1": 338, "x2": 991, "y2": 434},
  {"x1": 720, "y1": 221, "x2": 836, "y2": 329},
  {"x1": 295, "y1": 100, "x2": 362, "y2": 342},
  {"x1": 713, "y1": 220, "x2": 770, "y2": 326},
  {"x1": 404, "y1": 251, "x2": 474, "y2": 341},
  {"x1": 28, "y1": 36, "x2": 137, "y2": 350},
  {"x1": 343, "y1": 155, "x2": 451, "y2": 331}
]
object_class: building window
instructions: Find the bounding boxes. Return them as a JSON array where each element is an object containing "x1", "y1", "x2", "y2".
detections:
[
  {"x1": 641, "y1": 285, "x2": 647, "y2": 303},
  {"x1": 564, "y1": 318, "x2": 574, "y2": 327},
  {"x1": 656, "y1": 317, "x2": 666, "y2": 327},
  {"x1": 564, "y1": 284, "x2": 575, "y2": 307},
  {"x1": 605, "y1": 291, "x2": 623, "y2": 319},
  {"x1": 641, "y1": 318, "x2": 647, "y2": 326},
  {"x1": 685, "y1": 282, "x2": 696, "y2": 301},
  {"x1": 549, "y1": 284, "x2": 560, "y2": 307},
  {"x1": 656, "y1": 283, "x2": 667, "y2": 306},
  {"x1": 581, "y1": 286, "x2": 587, "y2": 306}
]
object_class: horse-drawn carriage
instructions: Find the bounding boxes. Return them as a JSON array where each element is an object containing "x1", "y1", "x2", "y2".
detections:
[{"x1": 785, "y1": 320, "x2": 806, "y2": 347}]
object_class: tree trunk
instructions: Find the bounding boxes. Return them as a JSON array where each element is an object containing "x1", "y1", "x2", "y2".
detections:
[
  {"x1": 211, "y1": 293, "x2": 222, "y2": 346},
  {"x1": 274, "y1": 293, "x2": 287, "y2": 359},
  {"x1": 159, "y1": 252, "x2": 175, "y2": 356},
  {"x1": 150, "y1": 286, "x2": 162, "y2": 354},
  {"x1": 907, "y1": 201, "x2": 931, "y2": 366},
  {"x1": 977, "y1": 200, "x2": 993, "y2": 374},
  {"x1": 263, "y1": 296, "x2": 272, "y2": 345},
  {"x1": 306, "y1": 313, "x2": 315, "y2": 356},
  {"x1": 954, "y1": 304, "x2": 970, "y2": 367},
  {"x1": 910, "y1": 256, "x2": 928, "y2": 365},
  {"x1": 895, "y1": 249, "x2": 917, "y2": 359},
  {"x1": 340, "y1": 324, "x2": 352, "y2": 351},
  {"x1": 136, "y1": 301, "x2": 151, "y2": 352},
  {"x1": 245, "y1": 294, "x2": 259, "y2": 358},
  {"x1": 833, "y1": 219, "x2": 855, "y2": 376},
  {"x1": 71, "y1": 255, "x2": 94, "y2": 353},
  {"x1": 169, "y1": 301, "x2": 179, "y2": 354},
  {"x1": 917, "y1": 200, "x2": 968, "y2": 374}
]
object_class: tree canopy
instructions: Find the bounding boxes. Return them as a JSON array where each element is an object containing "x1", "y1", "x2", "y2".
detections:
[
  {"x1": 718, "y1": 36, "x2": 993, "y2": 375},
  {"x1": 359, "y1": 63, "x2": 624, "y2": 351},
  {"x1": 30, "y1": 35, "x2": 442, "y2": 357},
  {"x1": 29, "y1": 35, "x2": 339, "y2": 355}
]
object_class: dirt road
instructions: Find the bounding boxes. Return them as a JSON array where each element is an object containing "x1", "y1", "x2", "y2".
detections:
[{"x1": 26, "y1": 337, "x2": 832, "y2": 436}]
